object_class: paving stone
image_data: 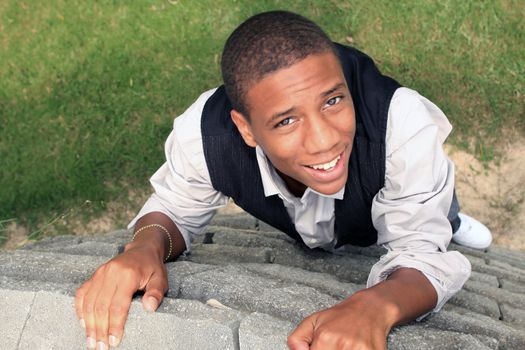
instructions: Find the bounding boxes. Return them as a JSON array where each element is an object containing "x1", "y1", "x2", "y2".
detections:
[
  {"x1": 165, "y1": 260, "x2": 218, "y2": 297},
  {"x1": 1, "y1": 211, "x2": 524, "y2": 349},
  {"x1": 184, "y1": 243, "x2": 276, "y2": 265},
  {"x1": 423, "y1": 308, "x2": 525, "y2": 349},
  {"x1": 463, "y1": 280, "x2": 525, "y2": 309},
  {"x1": 448, "y1": 243, "x2": 489, "y2": 259},
  {"x1": 0, "y1": 275, "x2": 77, "y2": 295},
  {"x1": 272, "y1": 245, "x2": 374, "y2": 284},
  {"x1": 448, "y1": 289, "x2": 501, "y2": 319},
  {"x1": 468, "y1": 271, "x2": 500, "y2": 288},
  {"x1": 0, "y1": 250, "x2": 107, "y2": 285},
  {"x1": 27, "y1": 241, "x2": 121, "y2": 258},
  {"x1": 20, "y1": 235, "x2": 81, "y2": 252},
  {"x1": 387, "y1": 325, "x2": 498, "y2": 350},
  {"x1": 500, "y1": 304, "x2": 525, "y2": 330},
  {"x1": 178, "y1": 265, "x2": 338, "y2": 324},
  {"x1": 0, "y1": 289, "x2": 35, "y2": 350},
  {"x1": 472, "y1": 262, "x2": 525, "y2": 284},
  {"x1": 487, "y1": 259, "x2": 525, "y2": 277},
  {"x1": 195, "y1": 226, "x2": 295, "y2": 249},
  {"x1": 500, "y1": 279, "x2": 525, "y2": 294},
  {"x1": 158, "y1": 297, "x2": 247, "y2": 327},
  {"x1": 241, "y1": 263, "x2": 363, "y2": 300},
  {"x1": 17, "y1": 291, "x2": 238, "y2": 350},
  {"x1": 238, "y1": 312, "x2": 294, "y2": 350},
  {"x1": 209, "y1": 214, "x2": 258, "y2": 230},
  {"x1": 487, "y1": 246, "x2": 525, "y2": 270}
]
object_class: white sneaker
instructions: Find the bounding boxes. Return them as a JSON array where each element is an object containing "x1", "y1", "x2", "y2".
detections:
[{"x1": 452, "y1": 213, "x2": 492, "y2": 249}]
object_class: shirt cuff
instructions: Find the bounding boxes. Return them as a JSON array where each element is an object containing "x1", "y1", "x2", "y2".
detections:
[{"x1": 366, "y1": 250, "x2": 471, "y2": 318}]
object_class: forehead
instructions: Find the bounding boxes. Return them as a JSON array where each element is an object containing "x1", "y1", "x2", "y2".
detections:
[{"x1": 244, "y1": 52, "x2": 346, "y2": 120}]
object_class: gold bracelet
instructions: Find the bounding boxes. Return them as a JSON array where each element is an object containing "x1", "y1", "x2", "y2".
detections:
[{"x1": 132, "y1": 224, "x2": 173, "y2": 262}]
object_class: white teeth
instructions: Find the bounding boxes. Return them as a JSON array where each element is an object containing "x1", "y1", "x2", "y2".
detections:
[{"x1": 310, "y1": 155, "x2": 340, "y2": 170}]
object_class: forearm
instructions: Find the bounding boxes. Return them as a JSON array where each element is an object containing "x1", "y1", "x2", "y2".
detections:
[
  {"x1": 126, "y1": 211, "x2": 187, "y2": 262},
  {"x1": 344, "y1": 268, "x2": 437, "y2": 329}
]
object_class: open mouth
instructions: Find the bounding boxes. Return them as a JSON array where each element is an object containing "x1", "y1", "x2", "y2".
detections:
[{"x1": 306, "y1": 154, "x2": 341, "y2": 172}]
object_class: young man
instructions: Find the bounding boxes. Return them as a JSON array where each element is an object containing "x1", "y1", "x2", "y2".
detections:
[{"x1": 75, "y1": 11, "x2": 492, "y2": 350}]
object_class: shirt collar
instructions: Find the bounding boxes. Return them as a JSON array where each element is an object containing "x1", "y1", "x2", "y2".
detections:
[{"x1": 255, "y1": 145, "x2": 345, "y2": 201}]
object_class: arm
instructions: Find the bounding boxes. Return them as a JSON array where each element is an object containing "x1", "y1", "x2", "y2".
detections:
[
  {"x1": 75, "y1": 212, "x2": 185, "y2": 349},
  {"x1": 288, "y1": 268, "x2": 436, "y2": 350},
  {"x1": 289, "y1": 88, "x2": 471, "y2": 350},
  {"x1": 75, "y1": 89, "x2": 228, "y2": 349}
]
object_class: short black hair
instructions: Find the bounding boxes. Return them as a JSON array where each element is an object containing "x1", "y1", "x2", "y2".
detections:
[{"x1": 221, "y1": 11, "x2": 338, "y2": 118}]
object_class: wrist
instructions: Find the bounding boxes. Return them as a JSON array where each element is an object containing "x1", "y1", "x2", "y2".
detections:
[
  {"x1": 124, "y1": 230, "x2": 166, "y2": 264},
  {"x1": 345, "y1": 289, "x2": 401, "y2": 331}
]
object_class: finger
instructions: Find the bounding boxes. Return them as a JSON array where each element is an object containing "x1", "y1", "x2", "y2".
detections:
[
  {"x1": 107, "y1": 284, "x2": 134, "y2": 348},
  {"x1": 142, "y1": 270, "x2": 168, "y2": 312},
  {"x1": 82, "y1": 273, "x2": 105, "y2": 349},
  {"x1": 75, "y1": 280, "x2": 92, "y2": 328},
  {"x1": 288, "y1": 316, "x2": 315, "y2": 350},
  {"x1": 93, "y1": 275, "x2": 118, "y2": 350}
]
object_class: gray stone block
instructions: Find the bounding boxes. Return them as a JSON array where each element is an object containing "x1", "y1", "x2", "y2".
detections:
[
  {"x1": 178, "y1": 265, "x2": 338, "y2": 324},
  {"x1": 18, "y1": 291, "x2": 85, "y2": 350},
  {"x1": 0, "y1": 275, "x2": 77, "y2": 295},
  {"x1": 209, "y1": 214, "x2": 258, "y2": 230},
  {"x1": 500, "y1": 279, "x2": 525, "y2": 294},
  {"x1": 184, "y1": 243, "x2": 276, "y2": 265},
  {"x1": 239, "y1": 312, "x2": 294, "y2": 350},
  {"x1": 448, "y1": 289, "x2": 501, "y2": 319},
  {"x1": 472, "y1": 262, "x2": 525, "y2": 284},
  {"x1": 388, "y1": 325, "x2": 498, "y2": 350},
  {"x1": 423, "y1": 308, "x2": 525, "y2": 349},
  {"x1": 0, "y1": 250, "x2": 108, "y2": 285},
  {"x1": 500, "y1": 304, "x2": 525, "y2": 330},
  {"x1": 463, "y1": 280, "x2": 525, "y2": 309},
  {"x1": 469, "y1": 271, "x2": 500, "y2": 288},
  {"x1": 17, "y1": 291, "x2": 237, "y2": 350},
  {"x1": 32, "y1": 241, "x2": 121, "y2": 258},
  {"x1": 241, "y1": 263, "x2": 362, "y2": 300},
  {"x1": 196, "y1": 226, "x2": 295, "y2": 249},
  {"x1": 0, "y1": 289, "x2": 35, "y2": 350}
]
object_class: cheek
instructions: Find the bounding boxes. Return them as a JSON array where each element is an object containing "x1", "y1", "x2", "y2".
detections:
[{"x1": 263, "y1": 135, "x2": 302, "y2": 167}]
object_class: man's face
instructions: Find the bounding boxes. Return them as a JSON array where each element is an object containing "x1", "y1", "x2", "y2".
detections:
[{"x1": 231, "y1": 52, "x2": 356, "y2": 196}]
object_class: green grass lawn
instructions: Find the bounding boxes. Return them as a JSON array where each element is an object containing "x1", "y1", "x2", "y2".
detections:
[{"x1": 0, "y1": 0, "x2": 523, "y2": 239}]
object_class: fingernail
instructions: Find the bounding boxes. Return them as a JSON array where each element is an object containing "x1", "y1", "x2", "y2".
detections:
[
  {"x1": 96, "y1": 341, "x2": 107, "y2": 350},
  {"x1": 109, "y1": 335, "x2": 120, "y2": 347},
  {"x1": 144, "y1": 296, "x2": 158, "y2": 312},
  {"x1": 80, "y1": 319, "x2": 86, "y2": 328},
  {"x1": 86, "y1": 337, "x2": 96, "y2": 349}
]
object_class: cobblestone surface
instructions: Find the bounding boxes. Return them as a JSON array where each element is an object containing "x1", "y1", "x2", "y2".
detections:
[{"x1": 0, "y1": 212, "x2": 524, "y2": 349}]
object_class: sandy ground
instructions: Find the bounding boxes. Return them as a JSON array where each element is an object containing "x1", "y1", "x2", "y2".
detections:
[{"x1": 3, "y1": 138, "x2": 525, "y2": 252}]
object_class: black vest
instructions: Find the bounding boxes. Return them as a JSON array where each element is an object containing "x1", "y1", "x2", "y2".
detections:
[{"x1": 201, "y1": 44, "x2": 401, "y2": 247}]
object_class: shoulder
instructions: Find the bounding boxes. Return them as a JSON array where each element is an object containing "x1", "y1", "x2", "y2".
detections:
[
  {"x1": 386, "y1": 87, "x2": 452, "y2": 156},
  {"x1": 164, "y1": 88, "x2": 218, "y2": 180}
]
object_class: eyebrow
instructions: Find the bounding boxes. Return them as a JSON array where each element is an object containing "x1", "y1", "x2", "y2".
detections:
[{"x1": 266, "y1": 82, "x2": 347, "y2": 127}]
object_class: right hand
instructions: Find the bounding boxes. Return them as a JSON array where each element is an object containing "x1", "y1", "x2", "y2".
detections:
[{"x1": 75, "y1": 242, "x2": 168, "y2": 349}]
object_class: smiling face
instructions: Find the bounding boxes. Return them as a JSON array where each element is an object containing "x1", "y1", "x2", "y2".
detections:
[{"x1": 230, "y1": 52, "x2": 355, "y2": 197}]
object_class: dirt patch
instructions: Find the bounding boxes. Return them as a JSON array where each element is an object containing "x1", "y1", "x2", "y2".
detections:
[{"x1": 446, "y1": 137, "x2": 525, "y2": 251}]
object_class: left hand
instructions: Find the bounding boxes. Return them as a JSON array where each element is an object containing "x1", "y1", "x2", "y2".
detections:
[{"x1": 287, "y1": 291, "x2": 393, "y2": 350}]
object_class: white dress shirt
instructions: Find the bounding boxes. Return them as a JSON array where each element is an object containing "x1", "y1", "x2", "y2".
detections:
[{"x1": 128, "y1": 87, "x2": 471, "y2": 313}]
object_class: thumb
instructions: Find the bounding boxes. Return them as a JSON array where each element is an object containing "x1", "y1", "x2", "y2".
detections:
[
  {"x1": 142, "y1": 272, "x2": 168, "y2": 313},
  {"x1": 288, "y1": 316, "x2": 315, "y2": 350}
]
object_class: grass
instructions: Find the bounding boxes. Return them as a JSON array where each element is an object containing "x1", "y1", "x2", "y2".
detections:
[{"x1": 0, "y1": 0, "x2": 524, "y2": 238}]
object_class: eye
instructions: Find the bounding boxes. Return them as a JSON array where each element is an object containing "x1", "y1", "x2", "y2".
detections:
[
  {"x1": 275, "y1": 117, "x2": 295, "y2": 128},
  {"x1": 324, "y1": 95, "x2": 343, "y2": 108}
]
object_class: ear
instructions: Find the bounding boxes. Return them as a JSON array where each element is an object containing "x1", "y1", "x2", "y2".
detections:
[{"x1": 231, "y1": 109, "x2": 257, "y2": 148}]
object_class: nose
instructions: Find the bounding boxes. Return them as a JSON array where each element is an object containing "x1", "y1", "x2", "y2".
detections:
[{"x1": 304, "y1": 114, "x2": 339, "y2": 154}]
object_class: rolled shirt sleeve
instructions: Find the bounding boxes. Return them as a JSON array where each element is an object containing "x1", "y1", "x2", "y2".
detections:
[
  {"x1": 128, "y1": 88, "x2": 229, "y2": 252},
  {"x1": 367, "y1": 88, "x2": 471, "y2": 313}
]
